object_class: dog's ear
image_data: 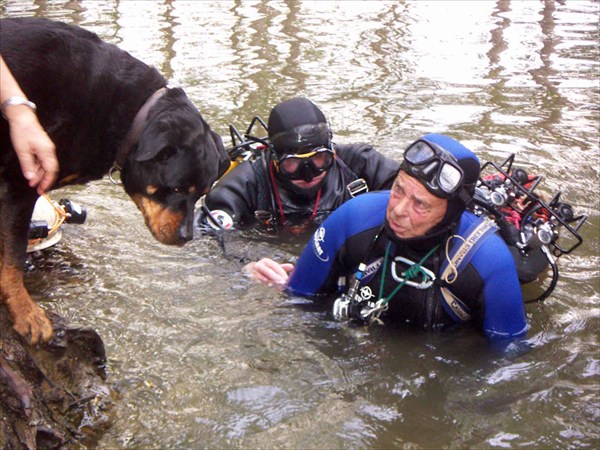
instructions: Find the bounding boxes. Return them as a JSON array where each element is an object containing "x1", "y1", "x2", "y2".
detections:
[{"x1": 134, "y1": 127, "x2": 171, "y2": 162}]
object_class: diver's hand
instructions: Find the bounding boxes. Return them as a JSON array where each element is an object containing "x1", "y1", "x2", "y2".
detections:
[{"x1": 243, "y1": 258, "x2": 294, "y2": 289}]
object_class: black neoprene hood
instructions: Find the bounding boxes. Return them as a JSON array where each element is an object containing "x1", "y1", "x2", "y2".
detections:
[
  {"x1": 398, "y1": 134, "x2": 481, "y2": 235},
  {"x1": 268, "y1": 97, "x2": 331, "y2": 156}
]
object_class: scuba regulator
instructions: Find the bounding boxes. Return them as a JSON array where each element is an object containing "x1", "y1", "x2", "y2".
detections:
[{"x1": 332, "y1": 263, "x2": 379, "y2": 323}]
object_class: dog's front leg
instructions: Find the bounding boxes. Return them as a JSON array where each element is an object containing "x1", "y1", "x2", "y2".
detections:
[
  {"x1": 0, "y1": 180, "x2": 54, "y2": 344},
  {"x1": 1, "y1": 263, "x2": 54, "y2": 344}
]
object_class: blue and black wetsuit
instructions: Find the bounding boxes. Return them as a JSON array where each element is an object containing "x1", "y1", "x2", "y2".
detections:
[{"x1": 287, "y1": 191, "x2": 528, "y2": 341}]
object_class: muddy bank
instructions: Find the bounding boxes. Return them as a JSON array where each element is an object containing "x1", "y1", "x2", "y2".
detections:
[{"x1": 0, "y1": 307, "x2": 113, "y2": 449}]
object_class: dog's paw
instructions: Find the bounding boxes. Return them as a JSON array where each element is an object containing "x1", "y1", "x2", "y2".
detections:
[{"x1": 13, "y1": 306, "x2": 54, "y2": 345}]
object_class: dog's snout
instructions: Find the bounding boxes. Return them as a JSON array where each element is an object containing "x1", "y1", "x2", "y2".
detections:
[{"x1": 178, "y1": 217, "x2": 194, "y2": 243}]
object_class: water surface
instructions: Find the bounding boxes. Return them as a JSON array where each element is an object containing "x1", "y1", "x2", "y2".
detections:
[{"x1": 2, "y1": 0, "x2": 599, "y2": 447}]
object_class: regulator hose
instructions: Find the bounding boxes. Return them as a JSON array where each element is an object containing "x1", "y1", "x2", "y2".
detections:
[{"x1": 524, "y1": 246, "x2": 559, "y2": 303}]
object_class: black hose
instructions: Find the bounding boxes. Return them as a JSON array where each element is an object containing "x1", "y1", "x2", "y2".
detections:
[
  {"x1": 524, "y1": 248, "x2": 559, "y2": 303},
  {"x1": 472, "y1": 197, "x2": 518, "y2": 246}
]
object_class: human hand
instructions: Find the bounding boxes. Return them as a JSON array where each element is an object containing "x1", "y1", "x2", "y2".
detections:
[
  {"x1": 7, "y1": 105, "x2": 58, "y2": 194},
  {"x1": 243, "y1": 258, "x2": 295, "y2": 288}
]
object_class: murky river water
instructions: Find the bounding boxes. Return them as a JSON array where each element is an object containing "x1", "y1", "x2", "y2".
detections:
[{"x1": 2, "y1": 0, "x2": 599, "y2": 448}]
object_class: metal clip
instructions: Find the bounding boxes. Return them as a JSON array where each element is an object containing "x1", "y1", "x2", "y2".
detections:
[
  {"x1": 332, "y1": 296, "x2": 351, "y2": 321},
  {"x1": 108, "y1": 164, "x2": 122, "y2": 184},
  {"x1": 359, "y1": 298, "x2": 388, "y2": 321},
  {"x1": 391, "y1": 256, "x2": 436, "y2": 289},
  {"x1": 346, "y1": 178, "x2": 368, "y2": 197}
]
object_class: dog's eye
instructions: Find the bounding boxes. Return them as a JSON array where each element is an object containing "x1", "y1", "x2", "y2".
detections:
[{"x1": 172, "y1": 187, "x2": 185, "y2": 194}]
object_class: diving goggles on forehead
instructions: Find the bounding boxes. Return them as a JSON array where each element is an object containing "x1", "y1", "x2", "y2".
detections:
[
  {"x1": 402, "y1": 140, "x2": 464, "y2": 197},
  {"x1": 275, "y1": 147, "x2": 335, "y2": 181}
]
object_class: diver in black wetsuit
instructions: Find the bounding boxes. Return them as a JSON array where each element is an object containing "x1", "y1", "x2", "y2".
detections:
[{"x1": 196, "y1": 97, "x2": 399, "y2": 233}]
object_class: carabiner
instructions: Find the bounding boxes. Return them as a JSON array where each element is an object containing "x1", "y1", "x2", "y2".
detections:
[
  {"x1": 359, "y1": 298, "x2": 388, "y2": 321},
  {"x1": 391, "y1": 256, "x2": 436, "y2": 289}
]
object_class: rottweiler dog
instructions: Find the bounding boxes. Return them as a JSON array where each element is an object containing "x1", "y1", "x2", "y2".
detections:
[{"x1": 0, "y1": 18, "x2": 230, "y2": 344}]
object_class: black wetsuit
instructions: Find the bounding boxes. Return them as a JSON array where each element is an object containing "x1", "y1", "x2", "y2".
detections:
[{"x1": 199, "y1": 143, "x2": 400, "y2": 229}]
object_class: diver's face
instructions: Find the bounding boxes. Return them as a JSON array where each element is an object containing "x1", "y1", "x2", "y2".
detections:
[
  {"x1": 386, "y1": 171, "x2": 448, "y2": 239},
  {"x1": 289, "y1": 171, "x2": 327, "y2": 189}
]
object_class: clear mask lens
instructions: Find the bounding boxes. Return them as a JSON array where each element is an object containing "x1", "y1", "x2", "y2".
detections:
[
  {"x1": 403, "y1": 140, "x2": 464, "y2": 196},
  {"x1": 405, "y1": 141, "x2": 436, "y2": 164},
  {"x1": 438, "y1": 163, "x2": 463, "y2": 193},
  {"x1": 278, "y1": 148, "x2": 334, "y2": 180}
]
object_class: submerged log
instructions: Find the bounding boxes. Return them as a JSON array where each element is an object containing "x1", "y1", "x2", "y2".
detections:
[{"x1": 0, "y1": 306, "x2": 113, "y2": 449}]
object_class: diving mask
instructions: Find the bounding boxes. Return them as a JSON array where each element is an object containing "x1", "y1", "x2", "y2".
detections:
[
  {"x1": 402, "y1": 139, "x2": 464, "y2": 198},
  {"x1": 274, "y1": 147, "x2": 335, "y2": 182}
]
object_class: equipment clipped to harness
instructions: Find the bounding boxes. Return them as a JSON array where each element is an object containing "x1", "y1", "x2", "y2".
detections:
[
  {"x1": 471, "y1": 153, "x2": 587, "y2": 302},
  {"x1": 333, "y1": 237, "x2": 439, "y2": 325}
]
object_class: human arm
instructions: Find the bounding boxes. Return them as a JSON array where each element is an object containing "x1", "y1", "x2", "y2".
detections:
[
  {"x1": 201, "y1": 159, "x2": 263, "y2": 228},
  {"x1": 473, "y1": 234, "x2": 528, "y2": 340},
  {"x1": 243, "y1": 258, "x2": 295, "y2": 288},
  {"x1": 1, "y1": 55, "x2": 58, "y2": 194},
  {"x1": 243, "y1": 192, "x2": 388, "y2": 297},
  {"x1": 286, "y1": 191, "x2": 389, "y2": 297},
  {"x1": 240, "y1": 209, "x2": 348, "y2": 294},
  {"x1": 335, "y1": 143, "x2": 400, "y2": 191}
]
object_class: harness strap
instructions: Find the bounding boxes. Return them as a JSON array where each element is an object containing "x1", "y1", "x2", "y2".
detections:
[
  {"x1": 439, "y1": 217, "x2": 499, "y2": 322},
  {"x1": 334, "y1": 153, "x2": 367, "y2": 198}
]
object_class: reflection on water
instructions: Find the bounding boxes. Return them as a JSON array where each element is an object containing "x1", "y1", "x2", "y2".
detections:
[{"x1": 3, "y1": 0, "x2": 599, "y2": 447}]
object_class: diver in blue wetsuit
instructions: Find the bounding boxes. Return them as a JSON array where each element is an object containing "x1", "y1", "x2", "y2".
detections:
[{"x1": 244, "y1": 134, "x2": 528, "y2": 341}]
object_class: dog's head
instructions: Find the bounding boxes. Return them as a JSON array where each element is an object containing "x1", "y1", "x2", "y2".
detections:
[{"x1": 121, "y1": 88, "x2": 230, "y2": 245}]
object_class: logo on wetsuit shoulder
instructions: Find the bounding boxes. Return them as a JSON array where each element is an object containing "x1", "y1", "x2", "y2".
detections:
[{"x1": 312, "y1": 226, "x2": 329, "y2": 262}]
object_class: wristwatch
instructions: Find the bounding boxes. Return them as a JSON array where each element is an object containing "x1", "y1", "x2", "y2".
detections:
[{"x1": 1, "y1": 96, "x2": 37, "y2": 119}]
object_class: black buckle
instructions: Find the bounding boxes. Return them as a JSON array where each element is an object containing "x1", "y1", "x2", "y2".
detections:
[{"x1": 347, "y1": 178, "x2": 368, "y2": 197}]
